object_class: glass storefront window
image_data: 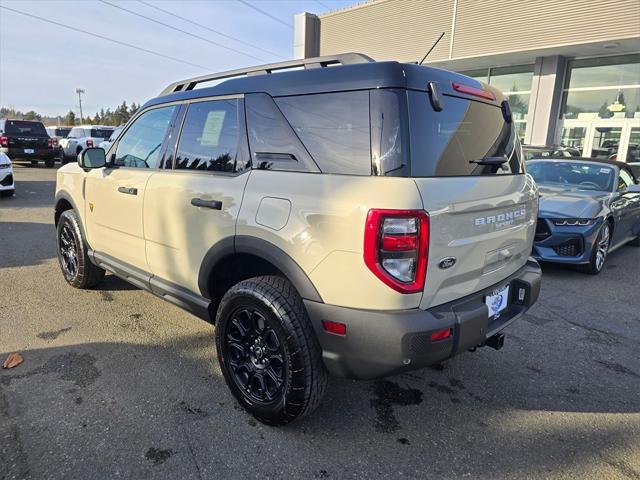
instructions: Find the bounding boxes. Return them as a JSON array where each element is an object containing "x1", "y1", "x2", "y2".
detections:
[
  {"x1": 590, "y1": 126, "x2": 622, "y2": 159},
  {"x1": 458, "y1": 65, "x2": 533, "y2": 142},
  {"x1": 561, "y1": 55, "x2": 640, "y2": 120},
  {"x1": 560, "y1": 127, "x2": 586, "y2": 154},
  {"x1": 489, "y1": 65, "x2": 534, "y2": 95},
  {"x1": 628, "y1": 127, "x2": 640, "y2": 162},
  {"x1": 564, "y1": 54, "x2": 640, "y2": 90}
]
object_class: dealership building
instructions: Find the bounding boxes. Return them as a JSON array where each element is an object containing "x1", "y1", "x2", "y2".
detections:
[{"x1": 293, "y1": 0, "x2": 640, "y2": 162}]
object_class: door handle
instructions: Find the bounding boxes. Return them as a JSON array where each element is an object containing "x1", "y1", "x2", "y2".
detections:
[
  {"x1": 117, "y1": 186, "x2": 138, "y2": 195},
  {"x1": 191, "y1": 198, "x2": 223, "y2": 210}
]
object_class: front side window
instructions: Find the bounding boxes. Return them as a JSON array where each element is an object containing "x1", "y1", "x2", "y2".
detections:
[
  {"x1": 275, "y1": 91, "x2": 371, "y2": 175},
  {"x1": 114, "y1": 106, "x2": 176, "y2": 168},
  {"x1": 174, "y1": 99, "x2": 240, "y2": 172}
]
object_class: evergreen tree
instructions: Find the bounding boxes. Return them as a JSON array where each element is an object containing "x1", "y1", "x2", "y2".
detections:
[{"x1": 64, "y1": 110, "x2": 76, "y2": 126}]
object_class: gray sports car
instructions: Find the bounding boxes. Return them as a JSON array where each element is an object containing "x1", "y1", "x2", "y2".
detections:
[{"x1": 529, "y1": 158, "x2": 640, "y2": 274}]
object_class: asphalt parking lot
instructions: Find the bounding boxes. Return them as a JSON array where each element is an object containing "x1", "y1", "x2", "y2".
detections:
[{"x1": 1, "y1": 165, "x2": 639, "y2": 480}]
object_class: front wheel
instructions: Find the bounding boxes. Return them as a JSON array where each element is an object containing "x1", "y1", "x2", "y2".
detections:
[
  {"x1": 59, "y1": 148, "x2": 67, "y2": 164},
  {"x1": 581, "y1": 222, "x2": 611, "y2": 274},
  {"x1": 215, "y1": 276, "x2": 328, "y2": 426},
  {"x1": 56, "y1": 209, "x2": 105, "y2": 288}
]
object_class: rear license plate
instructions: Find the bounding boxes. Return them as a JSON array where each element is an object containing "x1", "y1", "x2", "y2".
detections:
[
  {"x1": 24, "y1": 148, "x2": 34, "y2": 154},
  {"x1": 485, "y1": 285, "x2": 510, "y2": 318}
]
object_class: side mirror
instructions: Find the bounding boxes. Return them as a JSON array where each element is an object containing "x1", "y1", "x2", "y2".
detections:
[
  {"x1": 78, "y1": 147, "x2": 106, "y2": 169},
  {"x1": 627, "y1": 184, "x2": 640, "y2": 194}
]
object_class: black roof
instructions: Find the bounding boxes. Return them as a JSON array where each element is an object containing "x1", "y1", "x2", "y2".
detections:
[{"x1": 143, "y1": 57, "x2": 505, "y2": 110}]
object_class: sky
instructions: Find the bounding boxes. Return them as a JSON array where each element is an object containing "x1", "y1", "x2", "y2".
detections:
[{"x1": 0, "y1": 0, "x2": 357, "y2": 117}]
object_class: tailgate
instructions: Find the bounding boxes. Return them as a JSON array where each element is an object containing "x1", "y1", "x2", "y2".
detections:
[
  {"x1": 404, "y1": 84, "x2": 537, "y2": 309},
  {"x1": 416, "y1": 175, "x2": 537, "y2": 309}
]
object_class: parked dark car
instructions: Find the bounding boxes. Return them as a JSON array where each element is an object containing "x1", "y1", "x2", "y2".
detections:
[
  {"x1": 0, "y1": 119, "x2": 57, "y2": 167},
  {"x1": 529, "y1": 158, "x2": 640, "y2": 274},
  {"x1": 523, "y1": 145, "x2": 581, "y2": 161}
]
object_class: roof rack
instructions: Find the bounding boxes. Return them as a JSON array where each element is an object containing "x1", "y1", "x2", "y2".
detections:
[{"x1": 159, "y1": 52, "x2": 374, "y2": 96}]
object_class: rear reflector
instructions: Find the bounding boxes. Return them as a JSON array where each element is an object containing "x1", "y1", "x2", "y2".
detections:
[
  {"x1": 452, "y1": 82, "x2": 496, "y2": 101},
  {"x1": 430, "y1": 328, "x2": 452, "y2": 342},
  {"x1": 322, "y1": 320, "x2": 346, "y2": 336}
]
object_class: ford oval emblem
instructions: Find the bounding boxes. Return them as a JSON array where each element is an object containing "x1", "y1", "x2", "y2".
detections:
[{"x1": 438, "y1": 257, "x2": 456, "y2": 269}]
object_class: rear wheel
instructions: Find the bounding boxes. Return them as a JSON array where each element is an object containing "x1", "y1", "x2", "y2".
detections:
[
  {"x1": 0, "y1": 189, "x2": 14, "y2": 198},
  {"x1": 215, "y1": 276, "x2": 328, "y2": 426},
  {"x1": 45, "y1": 158, "x2": 55, "y2": 168},
  {"x1": 581, "y1": 222, "x2": 611, "y2": 274},
  {"x1": 56, "y1": 209, "x2": 105, "y2": 288}
]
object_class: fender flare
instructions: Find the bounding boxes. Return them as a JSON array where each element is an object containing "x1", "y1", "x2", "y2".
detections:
[
  {"x1": 54, "y1": 190, "x2": 88, "y2": 241},
  {"x1": 198, "y1": 236, "x2": 323, "y2": 303}
]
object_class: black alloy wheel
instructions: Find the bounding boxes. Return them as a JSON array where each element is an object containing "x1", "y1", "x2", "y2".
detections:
[{"x1": 222, "y1": 306, "x2": 287, "y2": 404}]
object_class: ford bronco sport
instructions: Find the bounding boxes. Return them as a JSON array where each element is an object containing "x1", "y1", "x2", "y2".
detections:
[{"x1": 54, "y1": 53, "x2": 541, "y2": 426}]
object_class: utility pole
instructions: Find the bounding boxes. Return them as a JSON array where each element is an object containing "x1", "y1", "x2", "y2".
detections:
[{"x1": 76, "y1": 88, "x2": 85, "y2": 123}]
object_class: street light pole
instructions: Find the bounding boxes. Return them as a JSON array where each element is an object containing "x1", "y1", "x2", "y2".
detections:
[{"x1": 76, "y1": 88, "x2": 85, "y2": 123}]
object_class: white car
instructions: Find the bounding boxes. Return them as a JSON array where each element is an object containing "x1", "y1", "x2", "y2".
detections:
[
  {"x1": 59, "y1": 125, "x2": 114, "y2": 164},
  {"x1": 98, "y1": 126, "x2": 123, "y2": 151},
  {"x1": 0, "y1": 152, "x2": 14, "y2": 197}
]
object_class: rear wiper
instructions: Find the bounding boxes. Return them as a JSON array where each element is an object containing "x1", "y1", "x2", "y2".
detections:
[{"x1": 469, "y1": 156, "x2": 508, "y2": 166}]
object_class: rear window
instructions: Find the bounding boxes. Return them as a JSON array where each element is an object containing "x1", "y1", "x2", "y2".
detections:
[
  {"x1": 275, "y1": 91, "x2": 371, "y2": 175},
  {"x1": 90, "y1": 128, "x2": 113, "y2": 139},
  {"x1": 4, "y1": 120, "x2": 47, "y2": 136},
  {"x1": 408, "y1": 92, "x2": 523, "y2": 176}
]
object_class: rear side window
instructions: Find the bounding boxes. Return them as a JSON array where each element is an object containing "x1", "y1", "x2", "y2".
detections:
[
  {"x1": 275, "y1": 92, "x2": 371, "y2": 175},
  {"x1": 56, "y1": 128, "x2": 71, "y2": 137},
  {"x1": 408, "y1": 91, "x2": 523, "y2": 176},
  {"x1": 245, "y1": 93, "x2": 318, "y2": 173},
  {"x1": 114, "y1": 106, "x2": 176, "y2": 169},
  {"x1": 90, "y1": 128, "x2": 113, "y2": 139},
  {"x1": 175, "y1": 99, "x2": 240, "y2": 172},
  {"x1": 4, "y1": 120, "x2": 47, "y2": 136}
]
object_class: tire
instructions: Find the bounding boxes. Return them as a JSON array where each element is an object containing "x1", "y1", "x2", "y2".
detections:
[
  {"x1": 581, "y1": 222, "x2": 611, "y2": 275},
  {"x1": 59, "y1": 148, "x2": 68, "y2": 165},
  {"x1": 56, "y1": 209, "x2": 105, "y2": 288},
  {"x1": 0, "y1": 189, "x2": 14, "y2": 198},
  {"x1": 215, "y1": 275, "x2": 328, "y2": 426},
  {"x1": 45, "y1": 158, "x2": 55, "y2": 168}
]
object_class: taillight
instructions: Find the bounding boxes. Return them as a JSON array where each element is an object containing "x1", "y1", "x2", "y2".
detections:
[
  {"x1": 364, "y1": 209, "x2": 429, "y2": 294},
  {"x1": 452, "y1": 82, "x2": 496, "y2": 101},
  {"x1": 0, "y1": 136, "x2": 8, "y2": 148},
  {"x1": 86, "y1": 139, "x2": 94, "y2": 148},
  {"x1": 47, "y1": 138, "x2": 56, "y2": 148}
]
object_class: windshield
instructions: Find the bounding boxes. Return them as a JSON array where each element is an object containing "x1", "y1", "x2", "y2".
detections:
[
  {"x1": 108, "y1": 127, "x2": 123, "y2": 141},
  {"x1": 4, "y1": 120, "x2": 47, "y2": 136},
  {"x1": 528, "y1": 161, "x2": 615, "y2": 191},
  {"x1": 90, "y1": 128, "x2": 114, "y2": 139}
]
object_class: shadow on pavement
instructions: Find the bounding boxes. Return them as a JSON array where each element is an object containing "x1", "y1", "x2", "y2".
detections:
[{"x1": 0, "y1": 335, "x2": 637, "y2": 479}]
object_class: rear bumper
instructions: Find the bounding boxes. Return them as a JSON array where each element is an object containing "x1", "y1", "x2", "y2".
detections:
[
  {"x1": 305, "y1": 259, "x2": 541, "y2": 379},
  {"x1": 1, "y1": 147, "x2": 55, "y2": 160}
]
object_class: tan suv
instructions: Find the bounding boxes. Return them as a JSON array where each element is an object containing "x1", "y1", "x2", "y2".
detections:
[{"x1": 54, "y1": 54, "x2": 541, "y2": 426}]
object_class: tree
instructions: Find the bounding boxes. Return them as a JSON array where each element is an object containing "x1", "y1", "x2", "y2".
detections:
[
  {"x1": 64, "y1": 110, "x2": 76, "y2": 126},
  {"x1": 23, "y1": 110, "x2": 41, "y2": 121}
]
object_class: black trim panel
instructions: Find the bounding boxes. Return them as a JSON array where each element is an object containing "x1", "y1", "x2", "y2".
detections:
[
  {"x1": 197, "y1": 236, "x2": 323, "y2": 303},
  {"x1": 91, "y1": 251, "x2": 211, "y2": 322}
]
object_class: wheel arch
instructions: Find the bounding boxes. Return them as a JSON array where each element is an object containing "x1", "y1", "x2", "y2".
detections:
[
  {"x1": 54, "y1": 191, "x2": 88, "y2": 243},
  {"x1": 198, "y1": 236, "x2": 323, "y2": 314}
]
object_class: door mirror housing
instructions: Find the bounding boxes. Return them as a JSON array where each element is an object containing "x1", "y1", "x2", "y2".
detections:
[{"x1": 79, "y1": 147, "x2": 106, "y2": 169}]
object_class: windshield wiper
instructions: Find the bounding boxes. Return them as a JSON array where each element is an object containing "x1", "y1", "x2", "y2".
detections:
[{"x1": 469, "y1": 156, "x2": 509, "y2": 166}]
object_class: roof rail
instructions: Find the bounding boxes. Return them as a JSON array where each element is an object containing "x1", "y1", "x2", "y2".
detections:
[{"x1": 159, "y1": 52, "x2": 374, "y2": 96}]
